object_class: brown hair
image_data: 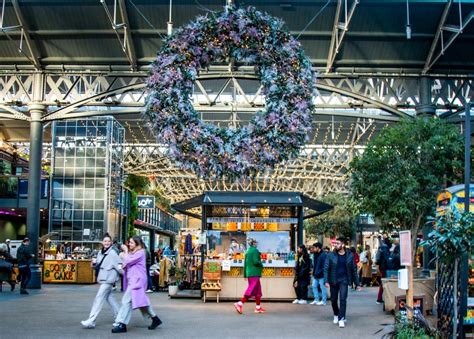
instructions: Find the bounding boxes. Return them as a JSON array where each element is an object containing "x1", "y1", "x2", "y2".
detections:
[{"x1": 130, "y1": 236, "x2": 145, "y2": 250}]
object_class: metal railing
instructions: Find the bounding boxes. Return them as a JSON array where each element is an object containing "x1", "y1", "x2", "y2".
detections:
[{"x1": 137, "y1": 207, "x2": 181, "y2": 234}]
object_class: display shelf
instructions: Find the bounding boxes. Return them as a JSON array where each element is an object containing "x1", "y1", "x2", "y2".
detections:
[{"x1": 207, "y1": 259, "x2": 295, "y2": 268}]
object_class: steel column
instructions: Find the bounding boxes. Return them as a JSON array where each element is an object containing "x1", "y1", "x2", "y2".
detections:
[
  {"x1": 416, "y1": 77, "x2": 436, "y2": 116},
  {"x1": 297, "y1": 206, "x2": 304, "y2": 246},
  {"x1": 460, "y1": 102, "x2": 471, "y2": 339}
]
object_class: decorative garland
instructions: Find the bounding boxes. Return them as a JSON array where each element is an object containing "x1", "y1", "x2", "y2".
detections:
[{"x1": 145, "y1": 5, "x2": 315, "y2": 178}]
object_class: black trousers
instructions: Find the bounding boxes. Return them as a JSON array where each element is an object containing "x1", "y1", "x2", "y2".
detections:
[
  {"x1": 295, "y1": 283, "x2": 309, "y2": 300},
  {"x1": 19, "y1": 266, "x2": 31, "y2": 290},
  {"x1": 330, "y1": 279, "x2": 349, "y2": 320}
]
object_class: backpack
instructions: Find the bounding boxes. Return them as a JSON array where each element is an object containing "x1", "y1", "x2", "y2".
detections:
[
  {"x1": 386, "y1": 251, "x2": 400, "y2": 270},
  {"x1": 375, "y1": 246, "x2": 388, "y2": 270}
]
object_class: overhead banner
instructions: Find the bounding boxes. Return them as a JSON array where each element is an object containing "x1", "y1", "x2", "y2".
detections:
[
  {"x1": 207, "y1": 217, "x2": 298, "y2": 224},
  {"x1": 137, "y1": 195, "x2": 155, "y2": 209}
]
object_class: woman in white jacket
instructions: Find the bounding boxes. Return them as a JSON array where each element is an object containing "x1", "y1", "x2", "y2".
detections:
[{"x1": 81, "y1": 234, "x2": 122, "y2": 329}]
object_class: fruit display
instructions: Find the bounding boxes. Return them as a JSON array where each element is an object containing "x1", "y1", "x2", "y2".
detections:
[
  {"x1": 254, "y1": 222, "x2": 265, "y2": 231},
  {"x1": 240, "y1": 222, "x2": 251, "y2": 231},
  {"x1": 226, "y1": 267, "x2": 243, "y2": 276},
  {"x1": 267, "y1": 222, "x2": 278, "y2": 232},
  {"x1": 226, "y1": 222, "x2": 237, "y2": 231},
  {"x1": 279, "y1": 268, "x2": 295, "y2": 277},
  {"x1": 262, "y1": 268, "x2": 276, "y2": 277}
]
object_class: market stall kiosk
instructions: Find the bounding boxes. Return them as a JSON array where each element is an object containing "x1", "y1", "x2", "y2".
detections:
[
  {"x1": 42, "y1": 244, "x2": 95, "y2": 284},
  {"x1": 173, "y1": 191, "x2": 332, "y2": 301}
]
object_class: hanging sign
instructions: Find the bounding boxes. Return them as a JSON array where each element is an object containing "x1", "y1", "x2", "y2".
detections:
[
  {"x1": 222, "y1": 260, "x2": 231, "y2": 272},
  {"x1": 137, "y1": 195, "x2": 155, "y2": 209},
  {"x1": 207, "y1": 217, "x2": 298, "y2": 224}
]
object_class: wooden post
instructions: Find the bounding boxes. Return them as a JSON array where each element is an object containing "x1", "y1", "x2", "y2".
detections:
[{"x1": 407, "y1": 264, "x2": 414, "y2": 320}]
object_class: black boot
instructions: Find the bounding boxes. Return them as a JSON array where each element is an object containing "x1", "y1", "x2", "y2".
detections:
[
  {"x1": 20, "y1": 289, "x2": 29, "y2": 295},
  {"x1": 148, "y1": 316, "x2": 162, "y2": 330},
  {"x1": 111, "y1": 323, "x2": 127, "y2": 333},
  {"x1": 10, "y1": 282, "x2": 15, "y2": 292}
]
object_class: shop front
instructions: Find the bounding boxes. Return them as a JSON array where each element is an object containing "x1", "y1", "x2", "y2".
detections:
[
  {"x1": 172, "y1": 191, "x2": 332, "y2": 301},
  {"x1": 42, "y1": 241, "x2": 95, "y2": 284}
]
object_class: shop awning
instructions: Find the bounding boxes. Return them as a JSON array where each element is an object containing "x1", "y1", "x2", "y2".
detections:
[{"x1": 172, "y1": 191, "x2": 333, "y2": 220}]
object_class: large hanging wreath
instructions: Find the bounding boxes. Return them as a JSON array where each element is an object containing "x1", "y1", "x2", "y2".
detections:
[{"x1": 145, "y1": 5, "x2": 315, "y2": 178}]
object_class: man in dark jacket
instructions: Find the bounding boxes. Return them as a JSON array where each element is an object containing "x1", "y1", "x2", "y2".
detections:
[
  {"x1": 311, "y1": 242, "x2": 327, "y2": 305},
  {"x1": 324, "y1": 237, "x2": 361, "y2": 328},
  {"x1": 375, "y1": 237, "x2": 391, "y2": 304},
  {"x1": 16, "y1": 237, "x2": 34, "y2": 295}
]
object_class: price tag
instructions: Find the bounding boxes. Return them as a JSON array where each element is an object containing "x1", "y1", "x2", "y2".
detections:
[{"x1": 222, "y1": 260, "x2": 231, "y2": 271}]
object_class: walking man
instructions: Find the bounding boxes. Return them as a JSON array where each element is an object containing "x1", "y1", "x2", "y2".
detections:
[
  {"x1": 16, "y1": 237, "x2": 35, "y2": 295},
  {"x1": 375, "y1": 237, "x2": 390, "y2": 304},
  {"x1": 324, "y1": 237, "x2": 361, "y2": 328},
  {"x1": 234, "y1": 238, "x2": 265, "y2": 314},
  {"x1": 311, "y1": 242, "x2": 327, "y2": 305}
]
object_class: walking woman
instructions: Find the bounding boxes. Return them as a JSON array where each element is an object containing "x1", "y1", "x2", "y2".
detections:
[
  {"x1": 112, "y1": 236, "x2": 162, "y2": 333},
  {"x1": 233, "y1": 238, "x2": 265, "y2": 314},
  {"x1": 293, "y1": 244, "x2": 311, "y2": 304},
  {"x1": 359, "y1": 245, "x2": 373, "y2": 287},
  {"x1": 81, "y1": 234, "x2": 121, "y2": 329}
]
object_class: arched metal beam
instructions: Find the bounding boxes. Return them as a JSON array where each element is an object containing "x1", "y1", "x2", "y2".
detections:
[
  {"x1": 41, "y1": 83, "x2": 145, "y2": 121},
  {"x1": 36, "y1": 74, "x2": 410, "y2": 122},
  {"x1": 315, "y1": 83, "x2": 411, "y2": 118}
]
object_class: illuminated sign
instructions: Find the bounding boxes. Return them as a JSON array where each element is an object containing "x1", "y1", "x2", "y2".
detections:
[{"x1": 137, "y1": 195, "x2": 155, "y2": 209}]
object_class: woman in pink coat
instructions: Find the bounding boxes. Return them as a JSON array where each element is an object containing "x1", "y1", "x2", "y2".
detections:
[{"x1": 111, "y1": 236, "x2": 162, "y2": 333}]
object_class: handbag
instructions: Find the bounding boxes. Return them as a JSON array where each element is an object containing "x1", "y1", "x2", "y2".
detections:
[
  {"x1": 95, "y1": 253, "x2": 108, "y2": 279},
  {"x1": 0, "y1": 258, "x2": 13, "y2": 271}
]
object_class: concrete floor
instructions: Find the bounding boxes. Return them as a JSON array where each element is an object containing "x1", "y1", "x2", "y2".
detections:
[{"x1": 0, "y1": 283, "x2": 393, "y2": 338}]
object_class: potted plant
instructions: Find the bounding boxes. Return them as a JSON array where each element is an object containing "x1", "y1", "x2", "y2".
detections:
[
  {"x1": 168, "y1": 266, "x2": 187, "y2": 296},
  {"x1": 168, "y1": 266, "x2": 178, "y2": 296}
]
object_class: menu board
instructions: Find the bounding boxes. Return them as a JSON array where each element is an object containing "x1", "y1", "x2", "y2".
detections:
[
  {"x1": 203, "y1": 261, "x2": 221, "y2": 280},
  {"x1": 43, "y1": 260, "x2": 78, "y2": 283}
]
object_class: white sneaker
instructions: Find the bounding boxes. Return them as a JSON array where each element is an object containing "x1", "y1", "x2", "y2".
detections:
[
  {"x1": 339, "y1": 319, "x2": 345, "y2": 328},
  {"x1": 81, "y1": 320, "x2": 95, "y2": 329},
  {"x1": 146, "y1": 289, "x2": 153, "y2": 293},
  {"x1": 333, "y1": 316, "x2": 339, "y2": 324},
  {"x1": 292, "y1": 299, "x2": 300, "y2": 304},
  {"x1": 310, "y1": 300, "x2": 318, "y2": 305},
  {"x1": 298, "y1": 300, "x2": 308, "y2": 305},
  {"x1": 316, "y1": 301, "x2": 327, "y2": 306}
]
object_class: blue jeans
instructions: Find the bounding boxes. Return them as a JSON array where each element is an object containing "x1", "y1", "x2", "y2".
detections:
[{"x1": 312, "y1": 277, "x2": 327, "y2": 303}]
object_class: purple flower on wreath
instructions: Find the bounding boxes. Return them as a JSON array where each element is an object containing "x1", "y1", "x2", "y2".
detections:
[{"x1": 145, "y1": 5, "x2": 315, "y2": 178}]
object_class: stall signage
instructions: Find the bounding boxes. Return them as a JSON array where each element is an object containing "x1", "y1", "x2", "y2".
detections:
[
  {"x1": 222, "y1": 260, "x2": 231, "y2": 271},
  {"x1": 203, "y1": 261, "x2": 222, "y2": 280},
  {"x1": 43, "y1": 261, "x2": 77, "y2": 282},
  {"x1": 207, "y1": 217, "x2": 298, "y2": 224},
  {"x1": 396, "y1": 295, "x2": 424, "y2": 322},
  {"x1": 137, "y1": 195, "x2": 155, "y2": 209},
  {"x1": 399, "y1": 230, "x2": 412, "y2": 266}
]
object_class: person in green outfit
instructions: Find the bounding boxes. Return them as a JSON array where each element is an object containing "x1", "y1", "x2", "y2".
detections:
[{"x1": 234, "y1": 238, "x2": 265, "y2": 314}]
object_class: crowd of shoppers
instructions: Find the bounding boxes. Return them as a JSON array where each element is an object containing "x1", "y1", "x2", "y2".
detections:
[{"x1": 1, "y1": 232, "x2": 397, "y2": 332}]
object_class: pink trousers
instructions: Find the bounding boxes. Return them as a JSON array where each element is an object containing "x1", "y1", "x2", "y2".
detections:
[{"x1": 244, "y1": 277, "x2": 262, "y2": 298}]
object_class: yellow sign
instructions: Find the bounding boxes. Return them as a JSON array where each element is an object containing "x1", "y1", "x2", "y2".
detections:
[
  {"x1": 436, "y1": 187, "x2": 474, "y2": 216},
  {"x1": 43, "y1": 260, "x2": 77, "y2": 283}
]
